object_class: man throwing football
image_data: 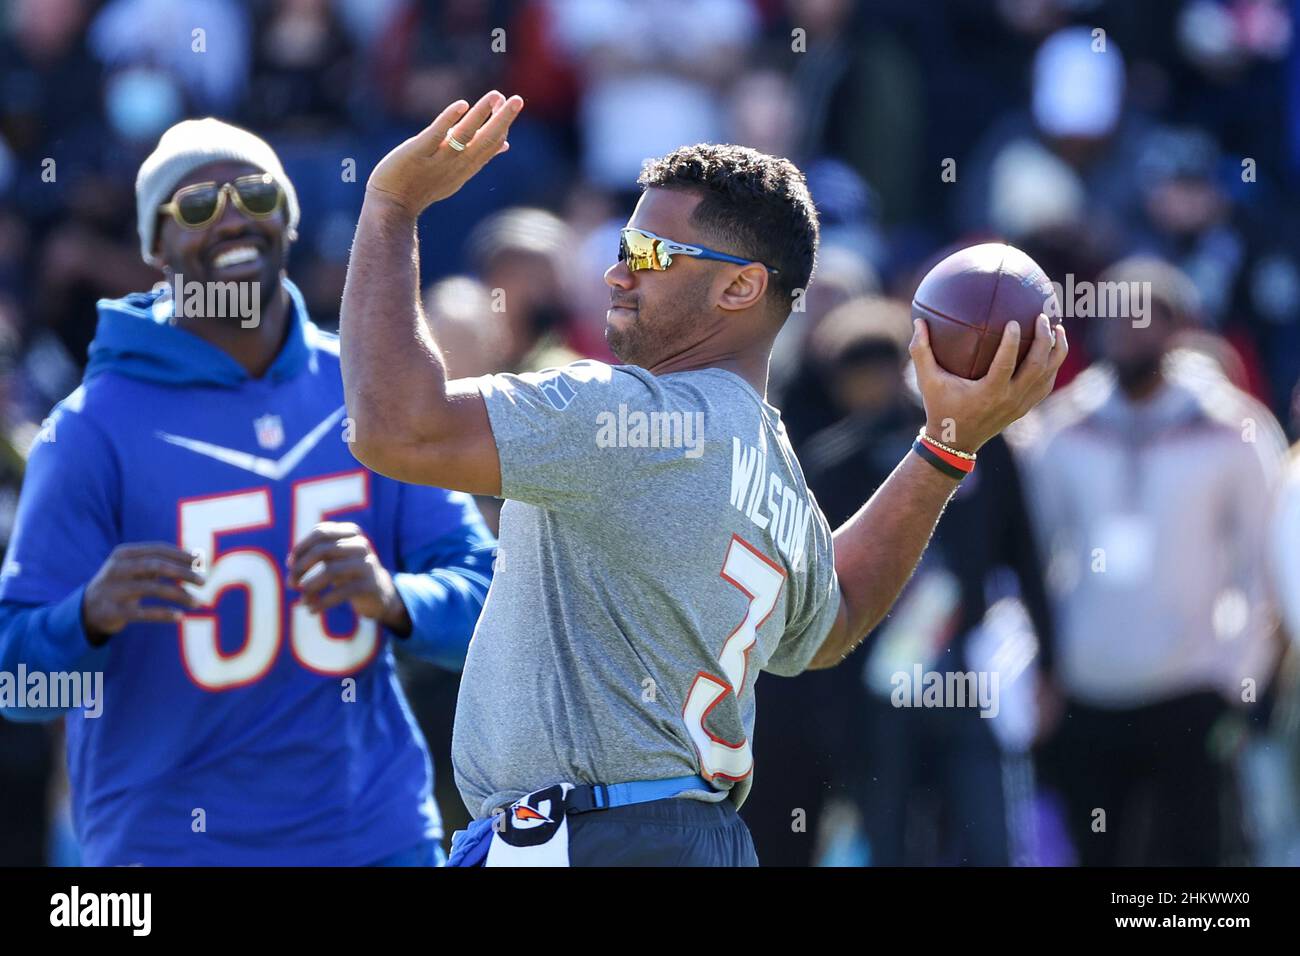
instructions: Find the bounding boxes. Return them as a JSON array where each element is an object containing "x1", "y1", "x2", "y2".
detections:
[{"x1": 340, "y1": 91, "x2": 1067, "y2": 866}]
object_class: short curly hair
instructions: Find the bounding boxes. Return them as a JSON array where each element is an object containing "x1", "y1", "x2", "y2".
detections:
[{"x1": 637, "y1": 144, "x2": 819, "y2": 315}]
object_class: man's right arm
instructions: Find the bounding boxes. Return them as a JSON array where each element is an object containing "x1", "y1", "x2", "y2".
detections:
[
  {"x1": 340, "y1": 91, "x2": 523, "y2": 495},
  {"x1": 340, "y1": 194, "x2": 500, "y2": 494}
]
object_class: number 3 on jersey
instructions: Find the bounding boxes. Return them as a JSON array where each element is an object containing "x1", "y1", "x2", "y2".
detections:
[
  {"x1": 177, "y1": 471, "x2": 374, "y2": 691},
  {"x1": 683, "y1": 535, "x2": 786, "y2": 781}
]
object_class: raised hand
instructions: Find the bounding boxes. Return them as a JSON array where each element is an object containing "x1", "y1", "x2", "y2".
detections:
[
  {"x1": 366, "y1": 90, "x2": 525, "y2": 216},
  {"x1": 909, "y1": 312, "x2": 1068, "y2": 454}
]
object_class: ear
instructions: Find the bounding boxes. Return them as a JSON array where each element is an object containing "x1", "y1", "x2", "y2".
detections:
[
  {"x1": 716, "y1": 263, "x2": 770, "y2": 313},
  {"x1": 151, "y1": 213, "x2": 174, "y2": 270}
]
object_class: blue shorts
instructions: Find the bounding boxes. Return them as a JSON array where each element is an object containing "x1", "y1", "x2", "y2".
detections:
[{"x1": 565, "y1": 797, "x2": 758, "y2": 866}]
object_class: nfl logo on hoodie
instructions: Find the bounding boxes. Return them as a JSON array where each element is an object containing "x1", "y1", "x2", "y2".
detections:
[{"x1": 254, "y1": 414, "x2": 285, "y2": 451}]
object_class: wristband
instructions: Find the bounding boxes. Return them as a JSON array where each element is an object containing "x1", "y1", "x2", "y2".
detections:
[
  {"x1": 917, "y1": 428, "x2": 977, "y2": 461},
  {"x1": 917, "y1": 432, "x2": 977, "y2": 473},
  {"x1": 912, "y1": 438, "x2": 972, "y2": 480}
]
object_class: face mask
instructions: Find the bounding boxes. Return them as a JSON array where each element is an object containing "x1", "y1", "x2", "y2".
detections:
[
  {"x1": 105, "y1": 68, "x2": 182, "y2": 142},
  {"x1": 527, "y1": 303, "x2": 566, "y2": 335}
]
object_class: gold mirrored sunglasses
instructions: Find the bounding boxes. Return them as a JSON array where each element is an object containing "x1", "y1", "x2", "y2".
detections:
[{"x1": 618, "y1": 227, "x2": 779, "y2": 275}]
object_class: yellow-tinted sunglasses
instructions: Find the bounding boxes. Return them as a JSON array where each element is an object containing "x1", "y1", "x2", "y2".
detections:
[
  {"x1": 618, "y1": 227, "x2": 779, "y2": 275},
  {"x1": 159, "y1": 173, "x2": 284, "y2": 230}
]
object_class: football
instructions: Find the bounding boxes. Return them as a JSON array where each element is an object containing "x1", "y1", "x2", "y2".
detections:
[{"x1": 911, "y1": 242, "x2": 1058, "y2": 379}]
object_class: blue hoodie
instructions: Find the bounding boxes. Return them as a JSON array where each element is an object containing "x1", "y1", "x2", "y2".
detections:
[{"x1": 0, "y1": 279, "x2": 495, "y2": 865}]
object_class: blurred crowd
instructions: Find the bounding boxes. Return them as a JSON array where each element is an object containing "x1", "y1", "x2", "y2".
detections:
[{"x1": 4, "y1": 0, "x2": 1300, "y2": 865}]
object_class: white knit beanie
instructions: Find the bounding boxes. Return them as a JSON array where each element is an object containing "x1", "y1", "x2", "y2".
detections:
[{"x1": 136, "y1": 117, "x2": 301, "y2": 267}]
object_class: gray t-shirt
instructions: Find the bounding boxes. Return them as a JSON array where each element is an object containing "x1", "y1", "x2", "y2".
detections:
[{"x1": 452, "y1": 360, "x2": 840, "y2": 818}]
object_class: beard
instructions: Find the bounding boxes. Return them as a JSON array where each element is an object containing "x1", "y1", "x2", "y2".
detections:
[
  {"x1": 607, "y1": 275, "x2": 712, "y2": 367},
  {"x1": 606, "y1": 309, "x2": 645, "y2": 364},
  {"x1": 1112, "y1": 352, "x2": 1164, "y2": 392}
]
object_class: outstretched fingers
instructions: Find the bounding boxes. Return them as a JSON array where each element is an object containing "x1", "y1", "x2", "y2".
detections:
[
  {"x1": 447, "y1": 90, "x2": 506, "y2": 151},
  {"x1": 469, "y1": 94, "x2": 524, "y2": 158},
  {"x1": 411, "y1": 100, "x2": 472, "y2": 154}
]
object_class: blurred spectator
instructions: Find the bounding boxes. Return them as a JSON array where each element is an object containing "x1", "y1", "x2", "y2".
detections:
[
  {"x1": 546, "y1": 0, "x2": 757, "y2": 196},
  {"x1": 365, "y1": 4, "x2": 568, "y2": 281},
  {"x1": 749, "y1": 296, "x2": 916, "y2": 865},
  {"x1": 89, "y1": 0, "x2": 250, "y2": 123},
  {"x1": 1264, "y1": 444, "x2": 1300, "y2": 864},
  {"x1": 771, "y1": 244, "x2": 880, "y2": 447},
  {"x1": 1025, "y1": 255, "x2": 1287, "y2": 865},
  {"x1": 780, "y1": 0, "x2": 927, "y2": 226},
  {"x1": 987, "y1": 139, "x2": 1087, "y2": 242},
  {"x1": 34, "y1": 198, "x2": 159, "y2": 366},
  {"x1": 726, "y1": 68, "x2": 802, "y2": 160},
  {"x1": 798, "y1": 297, "x2": 1050, "y2": 866},
  {"x1": 372, "y1": 0, "x2": 510, "y2": 123},
  {"x1": 0, "y1": 0, "x2": 107, "y2": 229},
  {"x1": 958, "y1": 26, "x2": 1148, "y2": 253},
  {"x1": 422, "y1": 274, "x2": 512, "y2": 534},
  {"x1": 806, "y1": 158, "x2": 886, "y2": 273},
  {"x1": 333, "y1": 0, "x2": 406, "y2": 50},
  {"x1": 1131, "y1": 125, "x2": 1244, "y2": 326},
  {"x1": 499, "y1": 0, "x2": 582, "y2": 125},
  {"x1": 466, "y1": 207, "x2": 581, "y2": 372},
  {"x1": 0, "y1": 0, "x2": 100, "y2": 168},
  {"x1": 244, "y1": 0, "x2": 358, "y2": 135},
  {"x1": 424, "y1": 275, "x2": 511, "y2": 380}
]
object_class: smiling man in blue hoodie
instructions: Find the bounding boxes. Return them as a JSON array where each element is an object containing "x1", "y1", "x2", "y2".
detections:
[{"x1": 0, "y1": 118, "x2": 495, "y2": 866}]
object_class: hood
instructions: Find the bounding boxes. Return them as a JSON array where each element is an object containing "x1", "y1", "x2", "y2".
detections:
[
  {"x1": 1087, "y1": 353, "x2": 1214, "y2": 433},
  {"x1": 86, "y1": 277, "x2": 318, "y2": 387}
]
